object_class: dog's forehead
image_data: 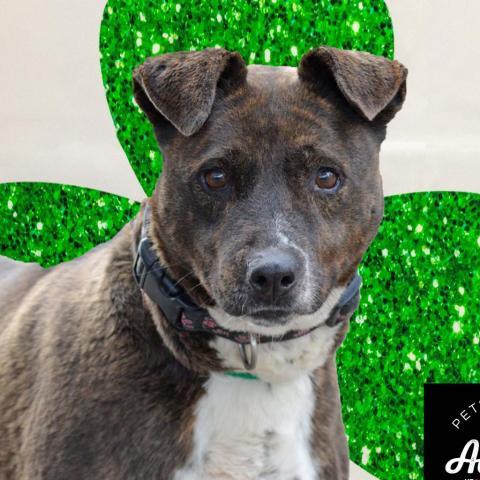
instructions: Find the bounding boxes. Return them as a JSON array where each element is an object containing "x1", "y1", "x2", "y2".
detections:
[
  {"x1": 212, "y1": 62, "x2": 338, "y2": 130},
  {"x1": 170, "y1": 62, "x2": 374, "y2": 165},
  {"x1": 197, "y1": 63, "x2": 356, "y2": 156},
  {"x1": 245, "y1": 64, "x2": 298, "y2": 87}
]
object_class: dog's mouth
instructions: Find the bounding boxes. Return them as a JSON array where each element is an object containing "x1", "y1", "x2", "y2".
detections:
[
  {"x1": 205, "y1": 279, "x2": 353, "y2": 337},
  {"x1": 213, "y1": 295, "x2": 310, "y2": 326},
  {"x1": 247, "y1": 308, "x2": 291, "y2": 325},
  {"x1": 208, "y1": 285, "x2": 314, "y2": 323},
  {"x1": 207, "y1": 288, "x2": 322, "y2": 328}
]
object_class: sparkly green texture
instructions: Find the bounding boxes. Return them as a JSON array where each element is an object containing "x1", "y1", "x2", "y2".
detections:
[
  {"x1": 338, "y1": 192, "x2": 480, "y2": 479},
  {"x1": 99, "y1": 0, "x2": 393, "y2": 195},
  {"x1": 0, "y1": 183, "x2": 139, "y2": 268}
]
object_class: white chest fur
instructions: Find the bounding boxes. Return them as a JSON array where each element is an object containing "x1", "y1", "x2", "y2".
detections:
[{"x1": 175, "y1": 373, "x2": 318, "y2": 480}]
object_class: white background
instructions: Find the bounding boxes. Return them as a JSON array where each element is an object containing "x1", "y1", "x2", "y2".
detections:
[{"x1": 1, "y1": 1, "x2": 480, "y2": 478}]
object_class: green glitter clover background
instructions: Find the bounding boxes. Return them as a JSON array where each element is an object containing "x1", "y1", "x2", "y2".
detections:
[{"x1": 0, "y1": 1, "x2": 479, "y2": 479}]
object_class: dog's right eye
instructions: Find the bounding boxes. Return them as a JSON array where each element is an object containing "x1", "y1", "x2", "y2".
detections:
[{"x1": 203, "y1": 168, "x2": 228, "y2": 191}]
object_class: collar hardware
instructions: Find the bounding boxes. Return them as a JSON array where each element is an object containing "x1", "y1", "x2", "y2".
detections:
[{"x1": 238, "y1": 334, "x2": 258, "y2": 370}]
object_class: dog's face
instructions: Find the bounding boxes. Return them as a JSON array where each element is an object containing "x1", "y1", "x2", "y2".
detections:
[{"x1": 134, "y1": 47, "x2": 407, "y2": 331}]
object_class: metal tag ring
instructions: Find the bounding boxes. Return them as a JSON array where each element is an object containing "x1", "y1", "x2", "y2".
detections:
[{"x1": 239, "y1": 334, "x2": 258, "y2": 371}]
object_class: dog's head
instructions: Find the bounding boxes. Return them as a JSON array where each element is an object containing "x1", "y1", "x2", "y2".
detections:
[{"x1": 133, "y1": 47, "x2": 407, "y2": 337}]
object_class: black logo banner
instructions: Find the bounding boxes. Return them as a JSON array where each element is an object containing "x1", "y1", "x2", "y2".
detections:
[{"x1": 425, "y1": 384, "x2": 480, "y2": 480}]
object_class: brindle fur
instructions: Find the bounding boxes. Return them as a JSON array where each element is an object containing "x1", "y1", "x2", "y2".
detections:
[{"x1": 0, "y1": 47, "x2": 406, "y2": 479}]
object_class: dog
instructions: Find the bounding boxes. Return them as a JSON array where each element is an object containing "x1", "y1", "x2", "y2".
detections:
[{"x1": 0, "y1": 46, "x2": 407, "y2": 479}]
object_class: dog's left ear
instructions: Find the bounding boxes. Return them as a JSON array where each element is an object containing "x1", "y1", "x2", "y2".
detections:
[
  {"x1": 298, "y1": 46, "x2": 408, "y2": 123},
  {"x1": 133, "y1": 48, "x2": 247, "y2": 137}
]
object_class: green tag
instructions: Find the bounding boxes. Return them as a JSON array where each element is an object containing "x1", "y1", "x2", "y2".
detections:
[{"x1": 224, "y1": 371, "x2": 260, "y2": 381}]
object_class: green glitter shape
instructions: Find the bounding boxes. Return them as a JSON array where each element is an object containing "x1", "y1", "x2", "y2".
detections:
[
  {"x1": 0, "y1": 183, "x2": 139, "y2": 268},
  {"x1": 338, "y1": 192, "x2": 480, "y2": 479},
  {"x1": 99, "y1": 0, "x2": 394, "y2": 195}
]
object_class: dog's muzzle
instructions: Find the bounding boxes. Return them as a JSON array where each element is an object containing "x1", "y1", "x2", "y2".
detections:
[{"x1": 133, "y1": 204, "x2": 362, "y2": 370}]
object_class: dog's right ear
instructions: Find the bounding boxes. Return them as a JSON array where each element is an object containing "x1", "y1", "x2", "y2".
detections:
[
  {"x1": 298, "y1": 46, "x2": 407, "y2": 124},
  {"x1": 133, "y1": 48, "x2": 247, "y2": 138}
]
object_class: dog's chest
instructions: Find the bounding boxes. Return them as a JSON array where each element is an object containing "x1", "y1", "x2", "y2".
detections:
[{"x1": 174, "y1": 373, "x2": 318, "y2": 480}]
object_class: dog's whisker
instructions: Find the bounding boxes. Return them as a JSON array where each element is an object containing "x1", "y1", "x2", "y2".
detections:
[
  {"x1": 173, "y1": 270, "x2": 195, "y2": 287},
  {"x1": 144, "y1": 262, "x2": 187, "y2": 277},
  {"x1": 184, "y1": 282, "x2": 203, "y2": 297}
]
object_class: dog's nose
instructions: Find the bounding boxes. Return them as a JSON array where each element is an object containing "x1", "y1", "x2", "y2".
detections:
[{"x1": 248, "y1": 248, "x2": 299, "y2": 303}]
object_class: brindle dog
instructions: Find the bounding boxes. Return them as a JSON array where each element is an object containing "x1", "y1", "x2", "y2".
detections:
[{"x1": 0, "y1": 47, "x2": 407, "y2": 479}]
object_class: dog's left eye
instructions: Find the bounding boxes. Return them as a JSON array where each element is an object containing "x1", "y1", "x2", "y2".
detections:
[
  {"x1": 203, "y1": 168, "x2": 228, "y2": 190},
  {"x1": 315, "y1": 168, "x2": 340, "y2": 191}
]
